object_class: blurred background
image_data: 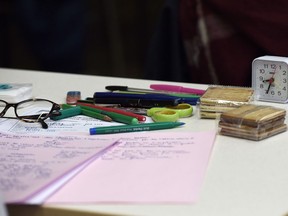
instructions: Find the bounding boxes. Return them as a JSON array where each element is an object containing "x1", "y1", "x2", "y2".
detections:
[{"x1": 0, "y1": 0, "x2": 165, "y2": 79}]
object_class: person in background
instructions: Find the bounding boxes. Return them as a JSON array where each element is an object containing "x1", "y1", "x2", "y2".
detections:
[{"x1": 145, "y1": 0, "x2": 288, "y2": 87}]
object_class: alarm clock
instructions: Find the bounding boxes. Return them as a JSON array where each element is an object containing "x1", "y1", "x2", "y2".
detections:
[{"x1": 252, "y1": 55, "x2": 288, "y2": 103}]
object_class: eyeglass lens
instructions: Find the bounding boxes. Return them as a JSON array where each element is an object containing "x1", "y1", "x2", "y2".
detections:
[{"x1": 16, "y1": 100, "x2": 54, "y2": 121}]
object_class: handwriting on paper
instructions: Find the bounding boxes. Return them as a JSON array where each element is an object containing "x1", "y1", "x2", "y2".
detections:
[
  {"x1": 101, "y1": 135, "x2": 195, "y2": 160},
  {"x1": 46, "y1": 131, "x2": 217, "y2": 204},
  {"x1": 0, "y1": 132, "x2": 118, "y2": 203}
]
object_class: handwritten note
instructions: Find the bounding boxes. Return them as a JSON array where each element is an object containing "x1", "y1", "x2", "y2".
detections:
[
  {"x1": 47, "y1": 131, "x2": 217, "y2": 204},
  {"x1": 0, "y1": 132, "x2": 118, "y2": 203}
]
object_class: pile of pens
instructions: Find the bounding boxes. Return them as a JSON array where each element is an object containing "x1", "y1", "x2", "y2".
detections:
[{"x1": 51, "y1": 84, "x2": 206, "y2": 135}]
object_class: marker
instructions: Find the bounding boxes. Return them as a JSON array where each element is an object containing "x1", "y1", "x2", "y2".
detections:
[
  {"x1": 50, "y1": 106, "x2": 82, "y2": 120},
  {"x1": 89, "y1": 122, "x2": 185, "y2": 135},
  {"x1": 93, "y1": 97, "x2": 180, "y2": 108},
  {"x1": 150, "y1": 84, "x2": 206, "y2": 95},
  {"x1": 94, "y1": 92, "x2": 198, "y2": 105}
]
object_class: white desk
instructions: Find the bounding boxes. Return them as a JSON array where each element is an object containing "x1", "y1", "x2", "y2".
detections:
[{"x1": 2, "y1": 68, "x2": 288, "y2": 216}]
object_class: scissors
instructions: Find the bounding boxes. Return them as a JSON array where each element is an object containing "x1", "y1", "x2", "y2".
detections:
[{"x1": 147, "y1": 103, "x2": 193, "y2": 122}]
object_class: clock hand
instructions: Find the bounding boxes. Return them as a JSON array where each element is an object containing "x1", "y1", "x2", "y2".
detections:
[
  {"x1": 266, "y1": 77, "x2": 275, "y2": 94},
  {"x1": 266, "y1": 66, "x2": 277, "y2": 94}
]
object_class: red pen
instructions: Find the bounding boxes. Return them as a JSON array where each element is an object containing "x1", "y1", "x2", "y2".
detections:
[{"x1": 76, "y1": 102, "x2": 146, "y2": 122}]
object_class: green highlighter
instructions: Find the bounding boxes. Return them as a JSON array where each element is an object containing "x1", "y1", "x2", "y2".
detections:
[{"x1": 50, "y1": 106, "x2": 82, "y2": 120}]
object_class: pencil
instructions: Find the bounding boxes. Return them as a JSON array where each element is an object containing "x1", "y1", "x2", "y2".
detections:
[
  {"x1": 80, "y1": 105, "x2": 139, "y2": 125},
  {"x1": 77, "y1": 102, "x2": 146, "y2": 122},
  {"x1": 81, "y1": 109, "x2": 112, "y2": 122}
]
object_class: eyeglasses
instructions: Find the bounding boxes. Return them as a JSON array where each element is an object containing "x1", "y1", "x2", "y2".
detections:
[{"x1": 0, "y1": 98, "x2": 61, "y2": 129}]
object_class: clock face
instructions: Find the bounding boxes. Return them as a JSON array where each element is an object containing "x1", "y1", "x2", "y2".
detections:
[{"x1": 252, "y1": 58, "x2": 288, "y2": 103}]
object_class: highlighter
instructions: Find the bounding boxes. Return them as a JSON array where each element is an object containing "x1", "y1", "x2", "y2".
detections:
[{"x1": 50, "y1": 106, "x2": 82, "y2": 120}]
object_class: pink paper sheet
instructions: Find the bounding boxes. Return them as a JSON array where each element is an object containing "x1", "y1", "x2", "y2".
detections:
[{"x1": 47, "y1": 131, "x2": 217, "y2": 204}]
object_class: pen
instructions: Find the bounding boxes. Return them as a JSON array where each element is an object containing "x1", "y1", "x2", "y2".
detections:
[
  {"x1": 93, "y1": 98, "x2": 180, "y2": 108},
  {"x1": 106, "y1": 85, "x2": 205, "y2": 96},
  {"x1": 105, "y1": 85, "x2": 162, "y2": 94},
  {"x1": 150, "y1": 84, "x2": 206, "y2": 95},
  {"x1": 94, "y1": 92, "x2": 198, "y2": 105},
  {"x1": 76, "y1": 102, "x2": 146, "y2": 122},
  {"x1": 79, "y1": 105, "x2": 139, "y2": 125},
  {"x1": 89, "y1": 122, "x2": 185, "y2": 135}
]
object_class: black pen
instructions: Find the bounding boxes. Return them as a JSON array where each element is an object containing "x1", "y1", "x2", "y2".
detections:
[
  {"x1": 106, "y1": 85, "x2": 158, "y2": 94},
  {"x1": 93, "y1": 97, "x2": 180, "y2": 108}
]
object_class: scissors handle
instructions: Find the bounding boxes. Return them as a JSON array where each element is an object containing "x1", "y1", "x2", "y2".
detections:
[{"x1": 147, "y1": 104, "x2": 193, "y2": 122}]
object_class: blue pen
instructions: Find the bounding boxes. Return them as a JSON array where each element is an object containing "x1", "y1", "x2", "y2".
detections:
[{"x1": 93, "y1": 92, "x2": 199, "y2": 105}]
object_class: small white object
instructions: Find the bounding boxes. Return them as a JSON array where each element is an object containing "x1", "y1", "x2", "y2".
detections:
[{"x1": 0, "y1": 83, "x2": 33, "y2": 103}]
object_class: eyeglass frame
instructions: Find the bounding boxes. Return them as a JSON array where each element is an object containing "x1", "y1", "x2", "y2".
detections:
[{"x1": 0, "y1": 98, "x2": 61, "y2": 129}]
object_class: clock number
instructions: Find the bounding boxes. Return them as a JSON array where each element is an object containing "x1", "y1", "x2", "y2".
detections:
[
  {"x1": 271, "y1": 90, "x2": 275, "y2": 95},
  {"x1": 283, "y1": 70, "x2": 287, "y2": 75},
  {"x1": 260, "y1": 84, "x2": 264, "y2": 89},
  {"x1": 259, "y1": 76, "x2": 263, "y2": 81},
  {"x1": 260, "y1": 69, "x2": 265, "y2": 74},
  {"x1": 283, "y1": 86, "x2": 287, "y2": 91},
  {"x1": 283, "y1": 78, "x2": 287, "y2": 83},
  {"x1": 278, "y1": 91, "x2": 282, "y2": 96},
  {"x1": 271, "y1": 64, "x2": 276, "y2": 69},
  {"x1": 264, "y1": 64, "x2": 269, "y2": 68}
]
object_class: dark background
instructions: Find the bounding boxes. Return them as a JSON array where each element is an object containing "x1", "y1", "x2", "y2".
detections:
[{"x1": 0, "y1": 0, "x2": 165, "y2": 79}]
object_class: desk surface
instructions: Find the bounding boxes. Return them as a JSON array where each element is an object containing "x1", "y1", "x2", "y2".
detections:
[{"x1": 2, "y1": 68, "x2": 288, "y2": 216}]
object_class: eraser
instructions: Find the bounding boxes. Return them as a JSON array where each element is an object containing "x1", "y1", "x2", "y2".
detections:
[{"x1": 66, "y1": 91, "x2": 81, "y2": 104}]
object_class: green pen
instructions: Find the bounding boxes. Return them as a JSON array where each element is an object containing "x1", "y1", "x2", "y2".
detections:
[
  {"x1": 79, "y1": 105, "x2": 139, "y2": 125},
  {"x1": 89, "y1": 122, "x2": 185, "y2": 135}
]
